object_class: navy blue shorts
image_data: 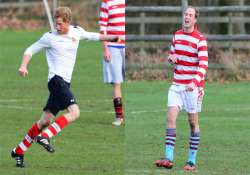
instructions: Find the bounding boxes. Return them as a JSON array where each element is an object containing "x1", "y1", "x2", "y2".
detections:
[{"x1": 43, "y1": 75, "x2": 76, "y2": 116}]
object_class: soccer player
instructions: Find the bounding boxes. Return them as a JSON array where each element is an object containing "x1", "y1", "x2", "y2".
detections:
[
  {"x1": 11, "y1": 6, "x2": 119, "y2": 168},
  {"x1": 99, "y1": 0, "x2": 125, "y2": 126},
  {"x1": 155, "y1": 6, "x2": 208, "y2": 171}
]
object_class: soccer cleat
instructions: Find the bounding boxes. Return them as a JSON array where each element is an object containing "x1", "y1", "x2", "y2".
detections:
[
  {"x1": 155, "y1": 158, "x2": 174, "y2": 169},
  {"x1": 112, "y1": 118, "x2": 124, "y2": 126},
  {"x1": 11, "y1": 150, "x2": 25, "y2": 168},
  {"x1": 34, "y1": 136, "x2": 55, "y2": 153},
  {"x1": 183, "y1": 161, "x2": 196, "y2": 171}
]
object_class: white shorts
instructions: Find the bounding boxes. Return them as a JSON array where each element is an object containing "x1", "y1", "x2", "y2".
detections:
[
  {"x1": 103, "y1": 46, "x2": 125, "y2": 84},
  {"x1": 167, "y1": 84, "x2": 204, "y2": 113}
]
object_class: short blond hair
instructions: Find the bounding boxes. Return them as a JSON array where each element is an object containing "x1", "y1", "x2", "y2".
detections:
[{"x1": 54, "y1": 6, "x2": 72, "y2": 23}]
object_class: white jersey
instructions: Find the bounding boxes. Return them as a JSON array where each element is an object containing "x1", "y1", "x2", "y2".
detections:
[{"x1": 24, "y1": 25, "x2": 100, "y2": 83}]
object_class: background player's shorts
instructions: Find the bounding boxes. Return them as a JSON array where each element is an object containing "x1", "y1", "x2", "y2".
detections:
[
  {"x1": 103, "y1": 46, "x2": 125, "y2": 84},
  {"x1": 167, "y1": 84, "x2": 204, "y2": 113},
  {"x1": 43, "y1": 75, "x2": 77, "y2": 116}
]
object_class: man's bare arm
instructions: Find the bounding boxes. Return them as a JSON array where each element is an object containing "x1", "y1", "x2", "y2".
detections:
[{"x1": 18, "y1": 54, "x2": 32, "y2": 77}]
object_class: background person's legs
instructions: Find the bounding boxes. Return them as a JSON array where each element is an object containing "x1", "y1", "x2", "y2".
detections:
[{"x1": 112, "y1": 83, "x2": 124, "y2": 123}]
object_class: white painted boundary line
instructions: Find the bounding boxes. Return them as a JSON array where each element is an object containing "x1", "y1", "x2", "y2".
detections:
[
  {"x1": 0, "y1": 104, "x2": 113, "y2": 113},
  {"x1": 0, "y1": 99, "x2": 112, "y2": 103},
  {"x1": 0, "y1": 105, "x2": 35, "y2": 110},
  {"x1": 1, "y1": 104, "x2": 250, "y2": 115},
  {"x1": 129, "y1": 106, "x2": 250, "y2": 114},
  {"x1": 1, "y1": 99, "x2": 250, "y2": 114},
  {"x1": 0, "y1": 99, "x2": 34, "y2": 102}
]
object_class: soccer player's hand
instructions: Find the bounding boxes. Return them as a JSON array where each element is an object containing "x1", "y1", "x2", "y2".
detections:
[
  {"x1": 104, "y1": 47, "x2": 112, "y2": 62},
  {"x1": 18, "y1": 66, "x2": 28, "y2": 77},
  {"x1": 186, "y1": 82, "x2": 196, "y2": 91},
  {"x1": 109, "y1": 35, "x2": 119, "y2": 42},
  {"x1": 168, "y1": 54, "x2": 178, "y2": 64}
]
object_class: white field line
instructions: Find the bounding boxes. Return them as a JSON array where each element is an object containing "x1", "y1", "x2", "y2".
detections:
[
  {"x1": 0, "y1": 104, "x2": 101, "y2": 113},
  {"x1": 0, "y1": 104, "x2": 36, "y2": 110},
  {"x1": 1, "y1": 99, "x2": 250, "y2": 114},
  {"x1": 129, "y1": 106, "x2": 250, "y2": 114},
  {"x1": 1, "y1": 103, "x2": 250, "y2": 115},
  {"x1": 0, "y1": 99, "x2": 112, "y2": 103},
  {"x1": 0, "y1": 104, "x2": 113, "y2": 113},
  {"x1": 0, "y1": 99, "x2": 34, "y2": 102},
  {"x1": 1, "y1": 104, "x2": 250, "y2": 121},
  {"x1": 0, "y1": 98, "x2": 112, "y2": 112}
]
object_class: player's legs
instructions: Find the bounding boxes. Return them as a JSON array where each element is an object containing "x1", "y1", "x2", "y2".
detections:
[
  {"x1": 112, "y1": 83, "x2": 124, "y2": 124},
  {"x1": 37, "y1": 111, "x2": 55, "y2": 129},
  {"x1": 11, "y1": 111, "x2": 54, "y2": 167},
  {"x1": 35, "y1": 104, "x2": 80, "y2": 153},
  {"x1": 165, "y1": 106, "x2": 180, "y2": 161},
  {"x1": 184, "y1": 112, "x2": 200, "y2": 170},
  {"x1": 35, "y1": 75, "x2": 79, "y2": 152},
  {"x1": 103, "y1": 47, "x2": 125, "y2": 125},
  {"x1": 13, "y1": 111, "x2": 54, "y2": 154},
  {"x1": 188, "y1": 112, "x2": 200, "y2": 133},
  {"x1": 112, "y1": 48, "x2": 125, "y2": 125},
  {"x1": 182, "y1": 88, "x2": 201, "y2": 170},
  {"x1": 165, "y1": 86, "x2": 183, "y2": 162},
  {"x1": 64, "y1": 104, "x2": 80, "y2": 122},
  {"x1": 103, "y1": 47, "x2": 125, "y2": 84},
  {"x1": 112, "y1": 83, "x2": 122, "y2": 98},
  {"x1": 156, "y1": 87, "x2": 182, "y2": 168},
  {"x1": 40, "y1": 104, "x2": 80, "y2": 139},
  {"x1": 155, "y1": 107, "x2": 179, "y2": 169}
]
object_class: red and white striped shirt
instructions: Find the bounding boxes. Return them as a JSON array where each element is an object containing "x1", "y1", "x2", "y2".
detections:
[
  {"x1": 170, "y1": 28, "x2": 208, "y2": 87},
  {"x1": 99, "y1": 0, "x2": 125, "y2": 47}
]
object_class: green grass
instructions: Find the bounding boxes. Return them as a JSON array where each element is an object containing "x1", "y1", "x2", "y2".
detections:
[
  {"x1": 124, "y1": 81, "x2": 250, "y2": 175},
  {"x1": 0, "y1": 30, "x2": 124, "y2": 175},
  {"x1": 1, "y1": 30, "x2": 250, "y2": 175}
]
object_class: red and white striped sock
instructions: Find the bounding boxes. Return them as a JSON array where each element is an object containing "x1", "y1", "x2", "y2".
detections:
[
  {"x1": 41, "y1": 115, "x2": 69, "y2": 139},
  {"x1": 113, "y1": 97, "x2": 124, "y2": 119},
  {"x1": 15, "y1": 123, "x2": 41, "y2": 155}
]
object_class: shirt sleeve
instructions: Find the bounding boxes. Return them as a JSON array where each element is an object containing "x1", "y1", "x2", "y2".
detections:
[
  {"x1": 24, "y1": 33, "x2": 50, "y2": 56},
  {"x1": 99, "y1": 0, "x2": 109, "y2": 35},
  {"x1": 78, "y1": 27, "x2": 100, "y2": 41},
  {"x1": 193, "y1": 37, "x2": 208, "y2": 86},
  {"x1": 169, "y1": 35, "x2": 175, "y2": 55}
]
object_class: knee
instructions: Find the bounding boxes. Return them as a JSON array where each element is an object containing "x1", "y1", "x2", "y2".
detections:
[
  {"x1": 189, "y1": 120, "x2": 195, "y2": 129},
  {"x1": 71, "y1": 106, "x2": 80, "y2": 119},
  {"x1": 188, "y1": 118, "x2": 199, "y2": 130},
  {"x1": 37, "y1": 119, "x2": 51, "y2": 129},
  {"x1": 167, "y1": 117, "x2": 175, "y2": 125},
  {"x1": 113, "y1": 84, "x2": 121, "y2": 96},
  {"x1": 167, "y1": 115, "x2": 176, "y2": 127},
  {"x1": 167, "y1": 107, "x2": 179, "y2": 127}
]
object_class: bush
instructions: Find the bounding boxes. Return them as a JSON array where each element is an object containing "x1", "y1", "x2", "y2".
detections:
[{"x1": 126, "y1": 47, "x2": 250, "y2": 82}]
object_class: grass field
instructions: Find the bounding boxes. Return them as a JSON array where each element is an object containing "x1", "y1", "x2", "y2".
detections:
[
  {"x1": 0, "y1": 30, "x2": 124, "y2": 175},
  {"x1": 125, "y1": 81, "x2": 250, "y2": 175},
  {"x1": 1, "y1": 30, "x2": 250, "y2": 175}
]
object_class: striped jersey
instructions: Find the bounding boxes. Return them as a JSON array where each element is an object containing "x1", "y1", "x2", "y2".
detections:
[
  {"x1": 99, "y1": 0, "x2": 125, "y2": 47},
  {"x1": 170, "y1": 28, "x2": 208, "y2": 87}
]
